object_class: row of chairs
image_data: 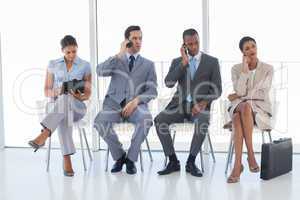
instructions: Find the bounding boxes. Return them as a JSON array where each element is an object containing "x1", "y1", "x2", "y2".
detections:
[{"x1": 36, "y1": 99, "x2": 276, "y2": 174}]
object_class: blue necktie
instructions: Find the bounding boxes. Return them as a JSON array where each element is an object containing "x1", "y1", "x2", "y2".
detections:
[
  {"x1": 189, "y1": 57, "x2": 197, "y2": 79},
  {"x1": 186, "y1": 57, "x2": 197, "y2": 102}
]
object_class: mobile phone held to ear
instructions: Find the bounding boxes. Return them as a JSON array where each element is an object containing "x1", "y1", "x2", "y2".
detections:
[
  {"x1": 183, "y1": 44, "x2": 188, "y2": 55},
  {"x1": 126, "y1": 40, "x2": 133, "y2": 48}
]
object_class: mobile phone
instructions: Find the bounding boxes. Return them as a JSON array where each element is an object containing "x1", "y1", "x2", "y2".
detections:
[
  {"x1": 183, "y1": 44, "x2": 188, "y2": 55},
  {"x1": 126, "y1": 40, "x2": 133, "y2": 48}
]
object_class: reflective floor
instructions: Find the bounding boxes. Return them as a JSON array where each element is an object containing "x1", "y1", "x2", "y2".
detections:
[{"x1": 0, "y1": 148, "x2": 298, "y2": 200}]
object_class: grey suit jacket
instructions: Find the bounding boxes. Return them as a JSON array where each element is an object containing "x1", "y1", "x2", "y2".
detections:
[
  {"x1": 97, "y1": 54, "x2": 158, "y2": 107},
  {"x1": 164, "y1": 53, "x2": 222, "y2": 110}
]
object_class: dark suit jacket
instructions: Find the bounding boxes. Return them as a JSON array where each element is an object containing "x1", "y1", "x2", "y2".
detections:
[{"x1": 164, "y1": 53, "x2": 222, "y2": 110}]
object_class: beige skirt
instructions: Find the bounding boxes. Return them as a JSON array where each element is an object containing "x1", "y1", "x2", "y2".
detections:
[{"x1": 228, "y1": 98, "x2": 272, "y2": 130}]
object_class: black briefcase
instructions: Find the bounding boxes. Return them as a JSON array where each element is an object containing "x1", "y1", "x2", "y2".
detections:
[{"x1": 260, "y1": 138, "x2": 293, "y2": 180}]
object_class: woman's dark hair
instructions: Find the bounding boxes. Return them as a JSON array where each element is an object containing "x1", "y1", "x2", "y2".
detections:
[
  {"x1": 239, "y1": 36, "x2": 256, "y2": 51},
  {"x1": 124, "y1": 25, "x2": 141, "y2": 39},
  {"x1": 60, "y1": 35, "x2": 78, "y2": 49},
  {"x1": 183, "y1": 28, "x2": 199, "y2": 39}
]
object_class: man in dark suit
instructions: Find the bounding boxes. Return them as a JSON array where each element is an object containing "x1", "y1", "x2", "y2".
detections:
[{"x1": 155, "y1": 29, "x2": 222, "y2": 177}]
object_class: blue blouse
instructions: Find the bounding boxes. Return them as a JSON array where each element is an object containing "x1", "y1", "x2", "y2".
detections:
[{"x1": 47, "y1": 56, "x2": 91, "y2": 89}]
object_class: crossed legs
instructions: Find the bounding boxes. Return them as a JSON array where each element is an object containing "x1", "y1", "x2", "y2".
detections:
[{"x1": 229, "y1": 102, "x2": 259, "y2": 179}]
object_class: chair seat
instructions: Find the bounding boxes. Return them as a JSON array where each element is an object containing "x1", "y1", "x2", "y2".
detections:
[
  {"x1": 113, "y1": 122, "x2": 135, "y2": 131},
  {"x1": 113, "y1": 122, "x2": 135, "y2": 133},
  {"x1": 169, "y1": 123, "x2": 195, "y2": 131},
  {"x1": 74, "y1": 119, "x2": 88, "y2": 127}
]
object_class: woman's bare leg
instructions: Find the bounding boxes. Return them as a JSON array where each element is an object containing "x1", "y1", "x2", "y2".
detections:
[
  {"x1": 63, "y1": 155, "x2": 74, "y2": 173},
  {"x1": 238, "y1": 102, "x2": 258, "y2": 168},
  {"x1": 32, "y1": 128, "x2": 51, "y2": 145},
  {"x1": 229, "y1": 112, "x2": 244, "y2": 177}
]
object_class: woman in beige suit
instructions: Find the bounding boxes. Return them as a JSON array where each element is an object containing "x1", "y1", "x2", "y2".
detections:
[{"x1": 227, "y1": 36, "x2": 273, "y2": 183}]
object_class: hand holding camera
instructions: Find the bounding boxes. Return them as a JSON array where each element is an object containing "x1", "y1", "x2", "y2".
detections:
[{"x1": 61, "y1": 79, "x2": 85, "y2": 94}]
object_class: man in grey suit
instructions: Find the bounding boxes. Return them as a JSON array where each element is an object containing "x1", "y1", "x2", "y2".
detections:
[
  {"x1": 94, "y1": 26, "x2": 157, "y2": 174},
  {"x1": 155, "y1": 29, "x2": 222, "y2": 177}
]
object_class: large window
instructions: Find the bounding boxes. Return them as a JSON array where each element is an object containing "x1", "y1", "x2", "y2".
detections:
[
  {"x1": 209, "y1": 0, "x2": 298, "y2": 151},
  {"x1": 0, "y1": 0, "x2": 90, "y2": 147},
  {"x1": 0, "y1": 0, "x2": 298, "y2": 152}
]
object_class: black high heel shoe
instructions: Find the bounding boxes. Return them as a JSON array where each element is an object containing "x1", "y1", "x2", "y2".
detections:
[{"x1": 28, "y1": 140, "x2": 45, "y2": 152}]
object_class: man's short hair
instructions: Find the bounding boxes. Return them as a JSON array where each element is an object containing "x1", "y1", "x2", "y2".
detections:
[
  {"x1": 183, "y1": 28, "x2": 199, "y2": 39},
  {"x1": 124, "y1": 25, "x2": 141, "y2": 39}
]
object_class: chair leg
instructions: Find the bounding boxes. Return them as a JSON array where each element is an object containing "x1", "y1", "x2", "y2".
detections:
[
  {"x1": 46, "y1": 136, "x2": 51, "y2": 172},
  {"x1": 268, "y1": 130, "x2": 272, "y2": 142},
  {"x1": 207, "y1": 133, "x2": 216, "y2": 163},
  {"x1": 172, "y1": 130, "x2": 176, "y2": 144},
  {"x1": 105, "y1": 148, "x2": 109, "y2": 172},
  {"x1": 225, "y1": 133, "x2": 233, "y2": 174},
  {"x1": 164, "y1": 156, "x2": 168, "y2": 167},
  {"x1": 82, "y1": 128, "x2": 93, "y2": 162},
  {"x1": 140, "y1": 149, "x2": 144, "y2": 172},
  {"x1": 98, "y1": 134, "x2": 101, "y2": 150},
  {"x1": 79, "y1": 128, "x2": 87, "y2": 171},
  {"x1": 261, "y1": 130, "x2": 266, "y2": 144},
  {"x1": 145, "y1": 137, "x2": 153, "y2": 162},
  {"x1": 200, "y1": 148, "x2": 204, "y2": 173}
]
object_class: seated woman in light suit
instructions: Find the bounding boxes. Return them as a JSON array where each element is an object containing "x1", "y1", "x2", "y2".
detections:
[
  {"x1": 28, "y1": 35, "x2": 92, "y2": 177},
  {"x1": 227, "y1": 36, "x2": 273, "y2": 183}
]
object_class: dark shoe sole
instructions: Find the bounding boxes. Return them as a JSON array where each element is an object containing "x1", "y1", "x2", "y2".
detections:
[
  {"x1": 186, "y1": 168, "x2": 203, "y2": 177},
  {"x1": 126, "y1": 164, "x2": 137, "y2": 175},
  {"x1": 111, "y1": 168, "x2": 123, "y2": 173},
  {"x1": 126, "y1": 169, "x2": 137, "y2": 175},
  {"x1": 157, "y1": 166, "x2": 181, "y2": 175}
]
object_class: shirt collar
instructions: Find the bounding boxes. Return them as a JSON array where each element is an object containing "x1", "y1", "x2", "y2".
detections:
[
  {"x1": 126, "y1": 52, "x2": 139, "y2": 61},
  {"x1": 188, "y1": 51, "x2": 202, "y2": 61},
  {"x1": 57, "y1": 56, "x2": 80, "y2": 65}
]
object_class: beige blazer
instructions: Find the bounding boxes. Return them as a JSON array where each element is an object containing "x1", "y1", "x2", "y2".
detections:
[{"x1": 229, "y1": 61, "x2": 274, "y2": 130}]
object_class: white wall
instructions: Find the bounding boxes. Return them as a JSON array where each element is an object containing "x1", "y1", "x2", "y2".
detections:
[{"x1": 0, "y1": 33, "x2": 5, "y2": 149}]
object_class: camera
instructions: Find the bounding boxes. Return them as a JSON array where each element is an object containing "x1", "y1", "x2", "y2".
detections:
[{"x1": 62, "y1": 79, "x2": 85, "y2": 94}]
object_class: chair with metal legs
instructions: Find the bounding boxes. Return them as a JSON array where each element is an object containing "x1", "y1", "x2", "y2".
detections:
[
  {"x1": 45, "y1": 121, "x2": 93, "y2": 172},
  {"x1": 222, "y1": 99, "x2": 278, "y2": 174},
  {"x1": 224, "y1": 124, "x2": 273, "y2": 174},
  {"x1": 164, "y1": 122, "x2": 216, "y2": 173},
  {"x1": 104, "y1": 122, "x2": 153, "y2": 172},
  {"x1": 36, "y1": 100, "x2": 94, "y2": 172}
]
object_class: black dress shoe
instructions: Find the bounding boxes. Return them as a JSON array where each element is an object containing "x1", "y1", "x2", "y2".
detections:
[
  {"x1": 157, "y1": 160, "x2": 180, "y2": 175},
  {"x1": 111, "y1": 154, "x2": 126, "y2": 173},
  {"x1": 125, "y1": 158, "x2": 137, "y2": 175},
  {"x1": 185, "y1": 162, "x2": 203, "y2": 177}
]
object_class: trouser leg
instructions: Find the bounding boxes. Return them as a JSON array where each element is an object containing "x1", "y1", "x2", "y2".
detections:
[{"x1": 127, "y1": 104, "x2": 153, "y2": 162}]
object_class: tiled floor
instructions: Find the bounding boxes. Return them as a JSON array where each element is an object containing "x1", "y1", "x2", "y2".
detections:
[{"x1": 0, "y1": 148, "x2": 298, "y2": 200}]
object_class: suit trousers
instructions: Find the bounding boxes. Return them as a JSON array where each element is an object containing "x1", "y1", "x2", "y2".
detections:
[
  {"x1": 154, "y1": 101, "x2": 210, "y2": 157},
  {"x1": 94, "y1": 97, "x2": 153, "y2": 162}
]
